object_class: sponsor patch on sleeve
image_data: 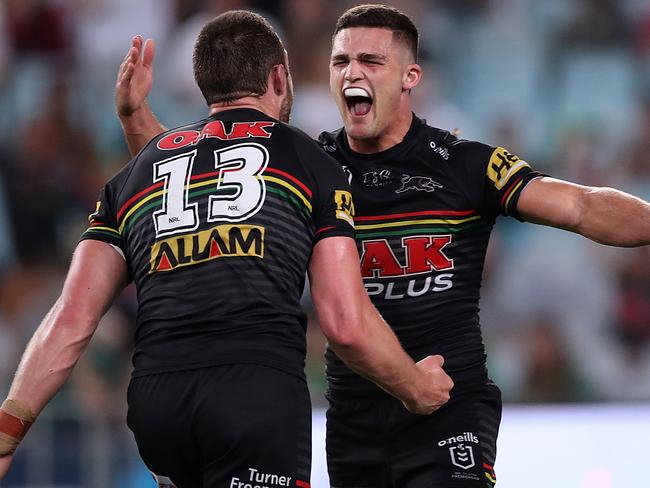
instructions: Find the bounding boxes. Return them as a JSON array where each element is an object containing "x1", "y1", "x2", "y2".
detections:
[
  {"x1": 334, "y1": 190, "x2": 355, "y2": 227},
  {"x1": 486, "y1": 147, "x2": 530, "y2": 190},
  {"x1": 88, "y1": 201, "x2": 102, "y2": 223}
]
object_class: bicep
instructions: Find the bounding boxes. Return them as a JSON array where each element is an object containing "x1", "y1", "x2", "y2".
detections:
[
  {"x1": 516, "y1": 176, "x2": 586, "y2": 231},
  {"x1": 308, "y1": 236, "x2": 366, "y2": 340},
  {"x1": 59, "y1": 240, "x2": 129, "y2": 324}
]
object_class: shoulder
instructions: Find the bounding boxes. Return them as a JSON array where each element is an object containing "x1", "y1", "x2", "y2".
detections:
[
  {"x1": 453, "y1": 140, "x2": 493, "y2": 159},
  {"x1": 414, "y1": 124, "x2": 492, "y2": 173},
  {"x1": 317, "y1": 128, "x2": 346, "y2": 158},
  {"x1": 278, "y1": 123, "x2": 341, "y2": 169},
  {"x1": 317, "y1": 128, "x2": 343, "y2": 149},
  {"x1": 105, "y1": 156, "x2": 139, "y2": 193}
]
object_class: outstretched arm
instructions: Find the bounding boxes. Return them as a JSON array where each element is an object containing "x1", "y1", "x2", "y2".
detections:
[
  {"x1": 308, "y1": 236, "x2": 453, "y2": 415},
  {"x1": 517, "y1": 176, "x2": 650, "y2": 247},
  {"x1": 116, "y1": 35, "x2": 167, "y2": 156},
  {"x1": 0, "y1": 240, "x2": 128, "y2": 476}
]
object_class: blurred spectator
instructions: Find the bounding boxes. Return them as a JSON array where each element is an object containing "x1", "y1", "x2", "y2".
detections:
[
  {"x1": 515, "y1": 316, "x2": 594, "y2": 403},
  {"x1": 610, "y1": 247, "x2": 650, "y2": 361},
  {"x1": 415, "y1": 63, "x2": 472, "y2": 138},
  {"x1": 622, "y1": 97, "x2": 650, "y2": 187},
  {"x1": 71, "y1": 0, "x2": 175, "y2": 151},
  {"x1": 552, "y1": 125, "x2": 611, "y2": 186},
  {"x1": 556, "y1": 0, "x2": 629, "y2": 50},
  {"x1": 438, "y1": 0, "x2": 489, "y2": 18},
  {"x1": 0, "y1": 169, "x2": 15, "y2": 271},
  {"x1": 3, "y1": 80, "x2": 102, "y2": 264},
  {"x1": 4, "y1": 0, "x2": 72, "y2": 59},
  {"x1": 288, "y1": 29, "x2": 341, "y2": 137},
  {"x1": 0, "y1": 0, "x2": 73, "y2": 139}
]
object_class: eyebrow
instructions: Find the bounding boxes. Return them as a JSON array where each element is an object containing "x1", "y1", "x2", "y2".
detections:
[{"x1": 331, "y1": 52, "x2": 388, "y2": 63}]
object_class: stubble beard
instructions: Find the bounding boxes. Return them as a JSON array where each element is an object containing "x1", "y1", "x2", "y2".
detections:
[{"x1": 279, "y1": 91, "x2": 293, "y2": 123}]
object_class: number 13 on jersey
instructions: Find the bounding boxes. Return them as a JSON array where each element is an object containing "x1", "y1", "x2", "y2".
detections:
[{"x1": 152, "y1": 143, "x2": 269, "y2": 238}]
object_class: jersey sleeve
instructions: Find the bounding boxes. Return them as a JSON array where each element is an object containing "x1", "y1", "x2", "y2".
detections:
[
  {"x1": 79, "y1": 178, "x2": 125, "y2": 254},
  {"x1": 459, "y1": 143, "x2": 544, "y2": 221},
  {"x1": 295, "y1": 135, "x2": 355, "y2": 243},
  {"x1": 312, "y1": 165, "x2": 356, "y2": 243}
]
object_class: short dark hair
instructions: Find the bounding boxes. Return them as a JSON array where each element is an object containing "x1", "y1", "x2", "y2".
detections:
[
  {"x1": 334, "y1": 4, "x2": 419, "y2": 61},
  {"x1": 193, "y1": 10, "x2": 286, "y2": 105}
]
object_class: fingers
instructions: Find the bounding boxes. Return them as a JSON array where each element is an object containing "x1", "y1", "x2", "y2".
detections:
[
  {"x1": 132, "y1": 35, "x2": 143, "y2": 52},
  {"x1": 142, "y1": 38, "x2": 156, "y2": 68},
  {"x1": 402, "y1": 354, "x2": 455, "y2": 415},
  {"x1": 117, "y1": 35, "x2": 147, "y2": 87},
  {"x1": 120, "y1": 62, "x2": 135, "y2": 85},
  {"x1": 123, "y1": 36, "x2": 143, "y2": 66}
]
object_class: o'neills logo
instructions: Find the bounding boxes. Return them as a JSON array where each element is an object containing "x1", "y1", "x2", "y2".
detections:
[
  {"x1": 150, "y1": 224, "x2": 264, "y2": 273},
  {"x1": 437, "y1": 432, "x2": 479, "y2": 447}
]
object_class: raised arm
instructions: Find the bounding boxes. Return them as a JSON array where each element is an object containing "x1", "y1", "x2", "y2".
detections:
[
  {"x1": 517, "y1": 176, "x2": 650, "y2": 247},
  {"x1": 308, "y1": 236, "x2": 453, "y2": 415},
  {"x1": 116, "y1": 35, "x2": 167, "y2": 156},
  {"x1": 0, "y1": 240, "x2": 128, "y2": 477}
]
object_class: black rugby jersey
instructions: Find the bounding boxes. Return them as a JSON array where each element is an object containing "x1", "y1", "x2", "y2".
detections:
[
  {"x1": 319, "y1": 114, "x2": 543, "y2": 393},
  {"x1": 80, "y1": 108, "x2": 355, "y2": 379}
]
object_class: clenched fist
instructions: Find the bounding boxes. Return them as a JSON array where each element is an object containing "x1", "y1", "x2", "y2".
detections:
[{"x1": 402, "y1": 355, "x2": 454, "y2": 415}]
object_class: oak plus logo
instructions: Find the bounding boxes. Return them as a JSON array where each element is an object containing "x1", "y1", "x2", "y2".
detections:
[
  {"x1": 156, "y1": 121, "x2": 275, "y2": 151},
  {"x1": 360, "y1": 236, "x2": 453, "y2": 279},
  {"x1": 438, "y1": 432, "x2": 479, "y2": 470},
  {"x1": 360, "y1": 236, "x2": 454, "y2": 300}
]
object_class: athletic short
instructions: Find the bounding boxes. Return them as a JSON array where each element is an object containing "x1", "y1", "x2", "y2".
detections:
[
  {"x1": 326, "y1": 382, "x2": 501, "y2": 488},
  {"x1": 127, "y1": 364, "x2": 312, "y2": 488}
]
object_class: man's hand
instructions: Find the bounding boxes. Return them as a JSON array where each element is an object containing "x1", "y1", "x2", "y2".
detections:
[
  {"x1": 402, "y1": 355, "x2": 454, "y2": 415},
  {"x1": 0, "y1": 454, "x2": 14, "y2": 479},
  {"x1": 116, "y1": 35, "x2": 155, "y2": 117}
]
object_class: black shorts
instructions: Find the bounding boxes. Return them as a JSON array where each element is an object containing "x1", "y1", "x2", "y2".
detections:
[
  {"x1": 326, "y1": 382, "x2": 501, "y2": 488},
  {"x1": 127, "y1": 364, "x2": 312, "y2": 488}
]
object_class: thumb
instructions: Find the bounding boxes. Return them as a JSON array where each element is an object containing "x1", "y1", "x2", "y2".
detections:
[
  {"x1": 142, "y1": 38, "x2": 156, "y2": 68},
  {"x1": 418, "y1": 354, "x2": 444, "y2": 369}
]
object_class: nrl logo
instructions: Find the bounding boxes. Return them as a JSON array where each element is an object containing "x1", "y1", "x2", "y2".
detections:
[
  {"x1": 395, "y1": 174, "x2": 443, "y2": 194},
  {"x1": 438, "y1": 432, "x2": 478, "y2": 471},
  {"x1": 449, "y1": 444, "x2": 475, "y2": 470}
]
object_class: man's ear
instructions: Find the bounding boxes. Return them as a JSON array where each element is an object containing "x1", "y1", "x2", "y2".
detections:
[
  {"x1": 269, "y1": 64, "x2": 288, "y2": 96},
  {"x1": 402, "y1": 63, "x2": 422, "y2": 91}
]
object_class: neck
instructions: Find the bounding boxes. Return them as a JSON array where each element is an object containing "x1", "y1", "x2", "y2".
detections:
[
  {"x1": 347, "y1": 110, "x2": 414, "y2": 154},
  {"x1": 208, "y1": 95, "x2": 278, "y2": 119}
]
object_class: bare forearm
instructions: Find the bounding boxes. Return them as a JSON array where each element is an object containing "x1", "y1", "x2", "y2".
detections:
[
  {"x1": 8, "y1": 300, "x2": 96, "y2": 416},
  {"x1": 578, "y1": 187, "x2": 650, "y2": 247},
  {"x1": 519, "y1": 178, "x2": 650, "y2": 247},
  {"x1": 327, "y1": 301, "x2": 420, "y2": 403},
  {"x1": 119, "y1": 101, "x2": 166, "y2": 156},
  {"x1": 310, "y1": 237, "x2": 451, "y2": 413}
]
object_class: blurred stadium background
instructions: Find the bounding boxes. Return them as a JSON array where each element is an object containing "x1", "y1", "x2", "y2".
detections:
[{"x1": 0, "y1": 0, "x2": 649, "y2": 486}]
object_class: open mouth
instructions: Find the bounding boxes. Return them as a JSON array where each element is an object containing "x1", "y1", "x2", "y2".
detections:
[{"x1": 344, "y1": 87, "x2": 373, "y2": 117}]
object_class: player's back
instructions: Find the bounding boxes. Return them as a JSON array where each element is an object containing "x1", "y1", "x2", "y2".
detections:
[{"x1": 82, "y1": 108, "x2": 354, "y2": 379}]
